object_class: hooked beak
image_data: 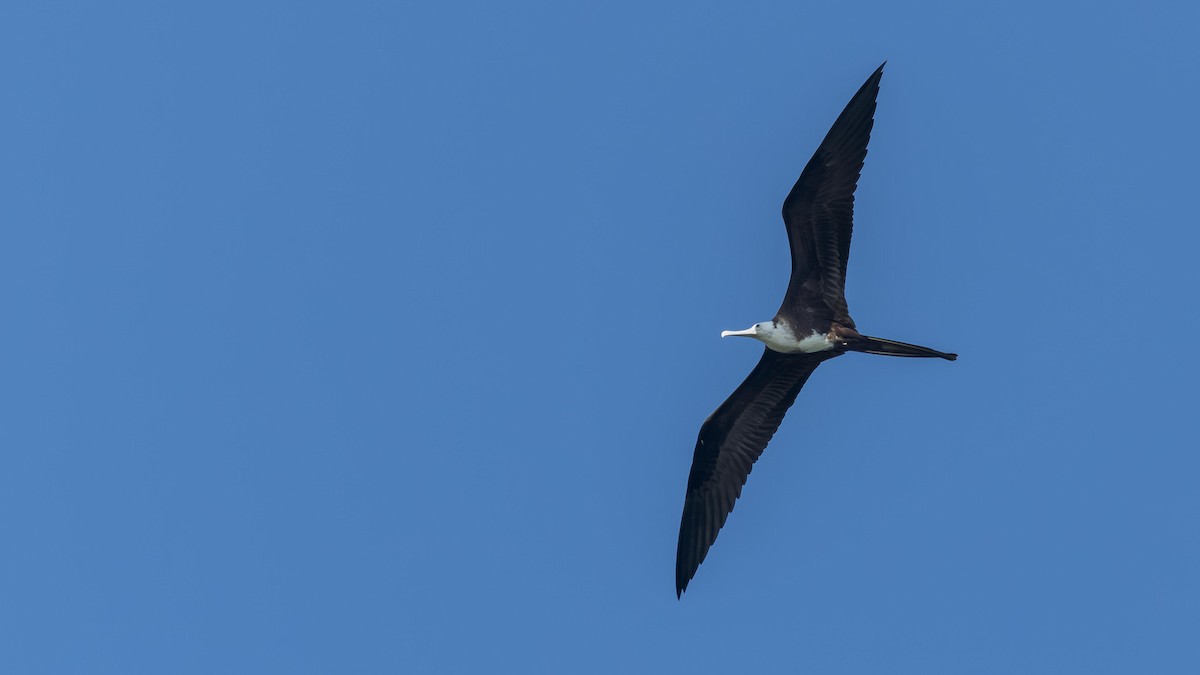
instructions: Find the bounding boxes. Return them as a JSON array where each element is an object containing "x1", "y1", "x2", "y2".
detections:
[{"x1": 720, "y1": 326, "x2": 758, "y2": 338}]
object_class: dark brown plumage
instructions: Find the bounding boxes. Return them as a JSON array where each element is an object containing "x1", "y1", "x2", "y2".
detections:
[
  {"x1": 675, "y1": 63, "x2": 956, "y2": 598},
  {"x1": 779, "y1": 64, "x2": 882, "y2": 333}
]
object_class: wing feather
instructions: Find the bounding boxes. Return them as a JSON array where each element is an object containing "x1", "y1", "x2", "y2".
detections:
[
  {"x1": 675, "y1": 349, "x2": 827, "y2": 596},
  {"x1": 779, "y1": 64, "x2": 884, "y2": 326}
]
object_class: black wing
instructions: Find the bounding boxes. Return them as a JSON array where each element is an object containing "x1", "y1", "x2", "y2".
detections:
[
  {"x1": 779, "y1": 63, "x2": 884, "y2": 328},
  {"x1": 676, "y1": 349, "x2": 827, "y2": 597}
]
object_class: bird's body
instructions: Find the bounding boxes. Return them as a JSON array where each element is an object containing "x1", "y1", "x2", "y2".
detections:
[
  {"x1": 724, "y1": 320, "x2": 836, "y2": 354},
  {"x1": 675, "y1": 64, "x2": 957, "y2": 598}
]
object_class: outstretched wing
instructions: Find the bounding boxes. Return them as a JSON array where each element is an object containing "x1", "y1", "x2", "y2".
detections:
[
  {"x1": 779, "y1": 63, "x2": 883, "y2": 327},
  {"x1": 676, "y1": 349, "x2": 827, "y2": 597}
]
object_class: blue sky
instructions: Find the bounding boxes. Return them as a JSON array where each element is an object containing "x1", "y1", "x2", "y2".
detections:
[{"x1": 3, "y1": 1, "x2": 1199, "y2": 673}]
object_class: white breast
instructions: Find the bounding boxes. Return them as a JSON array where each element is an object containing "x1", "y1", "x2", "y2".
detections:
[
  {"x1": 794, "y1": 331, "x2": 836, "y2": 353},
  {"x1": 759, "y1": 322, "x2": 835, "y2": 354}
]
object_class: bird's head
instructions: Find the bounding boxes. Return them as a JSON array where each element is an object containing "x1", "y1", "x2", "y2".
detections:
[{"x1": 721, "y1": 321, "x2": 776, "y2": 342}]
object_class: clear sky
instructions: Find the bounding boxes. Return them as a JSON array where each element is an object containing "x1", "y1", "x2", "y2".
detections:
[{"x1": 3, "y1": 1, "x2": 1199, "y2": 673}]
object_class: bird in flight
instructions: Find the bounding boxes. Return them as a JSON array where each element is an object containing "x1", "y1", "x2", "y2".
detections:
[{"x1": 675, "y1": 63, "x2": 957, "y2": 598}]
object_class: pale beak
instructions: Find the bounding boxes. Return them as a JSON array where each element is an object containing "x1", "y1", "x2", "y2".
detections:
[{"x1": 720, "y1": 326, "x2": 758, "y2": 338}]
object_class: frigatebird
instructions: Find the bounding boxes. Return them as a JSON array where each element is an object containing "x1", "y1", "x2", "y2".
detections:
[{"x1": 675, "y1": 64, "x2": 956, "y2": 597}]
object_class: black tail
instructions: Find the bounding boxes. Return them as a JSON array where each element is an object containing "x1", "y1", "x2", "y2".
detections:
[{"x1": 852, "y1": 335, "x2": 957, "y2": 361}]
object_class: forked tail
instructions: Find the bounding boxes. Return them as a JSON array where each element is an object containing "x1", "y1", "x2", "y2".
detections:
[{"x1": 853, "y1": 335, "x2": 958, "y2": 361}]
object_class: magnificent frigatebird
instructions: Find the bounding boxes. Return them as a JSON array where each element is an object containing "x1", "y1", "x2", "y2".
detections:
[{"x1": 675, "y1": 64, "x2": 956, "y2": 597}]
